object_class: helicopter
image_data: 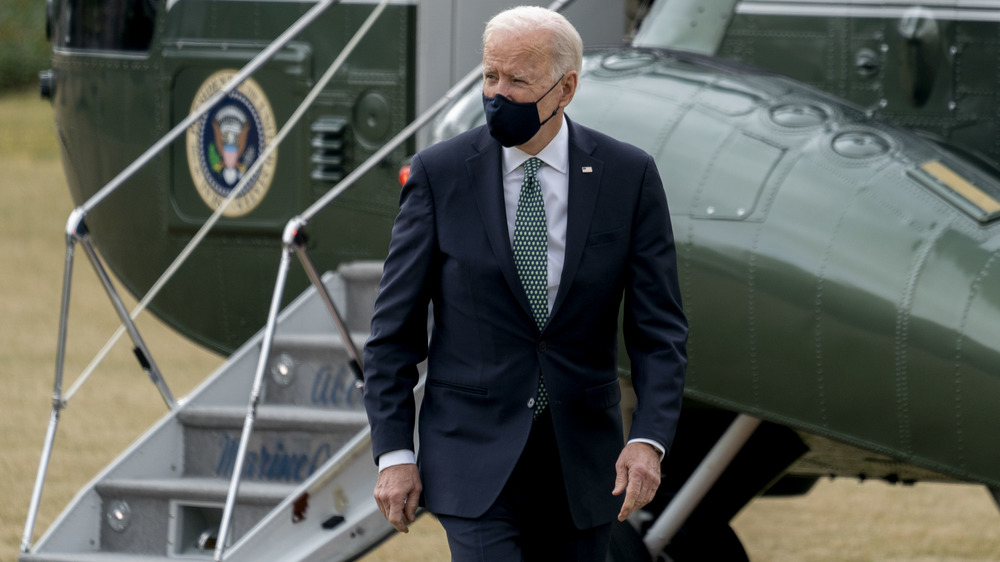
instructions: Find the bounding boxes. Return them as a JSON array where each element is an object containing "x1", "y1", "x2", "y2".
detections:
[{"x1": 20, "y1": 0, "x2": 1000, "y2": 560}]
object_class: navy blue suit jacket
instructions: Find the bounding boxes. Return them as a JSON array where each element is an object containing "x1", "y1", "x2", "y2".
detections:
[{"x1": 363, "y1": 118, "x2": 687, "y2": 529}]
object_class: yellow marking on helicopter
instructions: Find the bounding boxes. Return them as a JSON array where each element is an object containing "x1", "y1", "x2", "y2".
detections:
[{"x1": 921, "y1": 160, "x2": 1000, "y2": 216}]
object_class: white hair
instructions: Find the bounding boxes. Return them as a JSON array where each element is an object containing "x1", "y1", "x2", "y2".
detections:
[{"x1": 483, "y1": 6, "x2": 584, "y2": 81}]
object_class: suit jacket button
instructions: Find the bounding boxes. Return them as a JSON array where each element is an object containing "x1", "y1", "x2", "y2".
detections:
[
  {"x1": 537, "y1": 341, "x2": 547, "y2": 352},
  {"x1": 527, "y1": 398, "x2": 536, "y2": 408}
]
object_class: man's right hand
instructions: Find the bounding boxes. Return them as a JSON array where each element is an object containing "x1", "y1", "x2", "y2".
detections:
[{"x1": 373, "y1": 463, "x2": 422, "y2": 533}]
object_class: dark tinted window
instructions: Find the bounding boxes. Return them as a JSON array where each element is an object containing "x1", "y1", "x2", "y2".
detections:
[{"x1": 54, "y1": 0, "x2": 156, "y2": 52}]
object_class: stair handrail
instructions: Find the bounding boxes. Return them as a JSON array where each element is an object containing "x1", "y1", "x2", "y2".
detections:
[
  {"x1": 73, "y1": 0, "x2": 345, "y2": 218},
  {"x1": 211, "y1": 1, "x2": 395, "y2": 557},
  {"x1": 278, "y1": 62, "x2": 487, "y2": 382},
  {"x1": 286, "y1": 0, "x2": 577, "y2": 369},
  {"x1": 61, "y1": 0, "x2": 349, "y2": 408},
  {"x1": 215, "y1": 1, "x2": 575, "y2": 559},
  {"x1": 22, "y1": 0, "x2": 351, "y2": 553},
  {"x1": 213, "y1": 36, "x2": 487, "y2": 562}
]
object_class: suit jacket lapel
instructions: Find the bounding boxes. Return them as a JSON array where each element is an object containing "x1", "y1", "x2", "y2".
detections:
[
  {"x1": 551, "y1": 120, "x2": 603, "y2": 322},
  {"x1": 467, "y1": 129, "x2": 536, "y2": 321}
]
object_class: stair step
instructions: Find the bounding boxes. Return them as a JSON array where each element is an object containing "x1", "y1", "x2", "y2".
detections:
[
  {"x1": 22, "y1": 264, "x2": 387, "y2": 561},
  {"x1": 21, "y1": 553, "x2": 209, "y2": 561},
  {"x1": 86, "y1": 478, "x2": 281, "y2": 557},
  {"x1": 95, "y1": 477, "x2": 295, "y2": 505},
  {"x1": 179, "y1": 406, "x2": 369, "y2": 480},
  {"x1": 258, "y1": 334, "x2": 367, "y2": 408},
  {"x1": 270, "y1": 331, "x2": 368, "y2": 350},
  {"x1": 178, "y1": 405, "x2": 368, "y2": 431},
  {"x1": 338, "y1": 261, "x2": 382, "y2": 333}
]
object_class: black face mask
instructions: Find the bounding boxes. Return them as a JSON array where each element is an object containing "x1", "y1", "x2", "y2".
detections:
[{"x1": 482, "y1": 75, "x2": 564, "y2": 147}]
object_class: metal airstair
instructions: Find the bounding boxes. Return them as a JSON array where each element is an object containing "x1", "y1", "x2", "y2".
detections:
[
  {"x1": 15, "y1": 2, "x2": 578, "y2": 559},
  {"x1": 21, "y1": 262, "x2": 397, "y2": 561}
]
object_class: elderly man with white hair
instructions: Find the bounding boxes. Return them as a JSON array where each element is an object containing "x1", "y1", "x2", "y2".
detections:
[{"x1": 363, "y1": 5, "x2": 687, "y2": 559}]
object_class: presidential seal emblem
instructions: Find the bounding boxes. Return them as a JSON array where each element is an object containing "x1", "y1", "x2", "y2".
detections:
[{"x1": 186, "y1": 70, "x2": 277, "y2": 217}]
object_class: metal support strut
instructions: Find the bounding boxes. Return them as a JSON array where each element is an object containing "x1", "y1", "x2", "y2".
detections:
[
  {"x1": 23, "y1": 213, "x2": 176, "y2": 552},
  {"x1": 79, "y1": 235, "x2": 175, "y2": 409},
  {"x1": 287, "y1": 221, "x2": 365, "y2": 383},
  {"x1": 20, "y1": 230, "x2": 76, "y2": 554},
  {"x1": 642, "y1": 414, "x2": 762, "y2": 558}
]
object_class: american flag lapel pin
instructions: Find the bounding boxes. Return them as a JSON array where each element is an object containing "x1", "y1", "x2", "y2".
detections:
[{"x1": 582, "y1": 166, "x2": 593, "y2": 173}]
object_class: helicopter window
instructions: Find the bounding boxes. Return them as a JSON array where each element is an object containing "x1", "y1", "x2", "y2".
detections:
[{"x1": 53, "y1": 0, "x2": 156, "y2": 52}]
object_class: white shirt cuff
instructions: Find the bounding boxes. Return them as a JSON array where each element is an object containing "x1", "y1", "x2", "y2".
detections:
[
  {"x1": 378, "y1": 449, "x2": 416, "y2": 472},
  {"x1": 628, "y1": 438, "x2": 665, "y2": 462}
]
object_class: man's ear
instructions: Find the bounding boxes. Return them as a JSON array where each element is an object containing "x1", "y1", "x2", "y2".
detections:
[{"x1": 559, "y1": 71, "x2": 579, "y2": 108}]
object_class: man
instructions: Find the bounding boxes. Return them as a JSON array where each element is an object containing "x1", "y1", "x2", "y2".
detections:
[{"x1": 363, "y1": 6, "x2": 687, "y2": 560}]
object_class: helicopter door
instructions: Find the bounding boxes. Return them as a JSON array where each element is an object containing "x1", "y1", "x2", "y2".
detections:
[{"x1": 164, "y1": 38, "x2": 311, "y2": 232}]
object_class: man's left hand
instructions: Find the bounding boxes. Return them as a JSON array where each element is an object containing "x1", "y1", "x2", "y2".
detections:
[{"x1": 611, "y1": 441, "x2": 661, "y2": 521}]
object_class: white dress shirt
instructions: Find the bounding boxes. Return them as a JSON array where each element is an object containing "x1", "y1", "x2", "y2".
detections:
[{"x1": 378, "y1": 117, "x2": 662, "y2": 471}]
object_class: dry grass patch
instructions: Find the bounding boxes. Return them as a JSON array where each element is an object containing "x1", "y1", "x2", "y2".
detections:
[{"x1": 734, "y1": 479, "x2": 1000, "y2": 561}]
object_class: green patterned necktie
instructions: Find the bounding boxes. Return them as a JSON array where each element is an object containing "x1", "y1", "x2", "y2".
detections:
[{"x1": 513, "y1": 156, "x2": 549, "y2": 417}]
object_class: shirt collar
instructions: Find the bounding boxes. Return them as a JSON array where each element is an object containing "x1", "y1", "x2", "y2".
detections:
[{"x1": 501, "y1": 115, "x2": 569, "y2": 176}]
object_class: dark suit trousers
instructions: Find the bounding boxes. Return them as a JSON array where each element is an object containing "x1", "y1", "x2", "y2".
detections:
[{"x1": 435, "y1": 411, "x2": 614, "y2": 561}]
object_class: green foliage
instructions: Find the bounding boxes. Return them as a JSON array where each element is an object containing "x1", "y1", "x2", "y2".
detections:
[{"x1": 0, "y1": 0, "x2": 50, "y2": 92}]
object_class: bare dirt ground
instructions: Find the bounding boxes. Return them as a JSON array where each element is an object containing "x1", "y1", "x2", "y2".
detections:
[{"x1": 3, "y1": 90, "x2": 999, "y2": 561}]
